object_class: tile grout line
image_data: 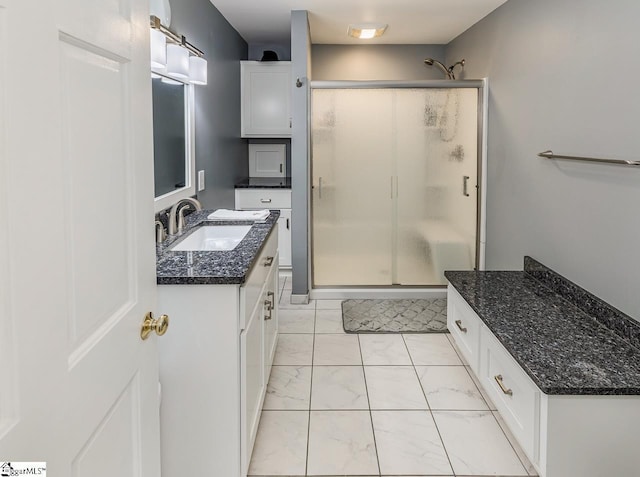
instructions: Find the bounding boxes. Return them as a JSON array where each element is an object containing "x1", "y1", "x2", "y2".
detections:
[
  {"x1": 450, "y1": 337, "x2": 531, "y2": 475},
  {"x1": 356, "y1": 333, "x2": 383, "y2": 477},
  {"x1": 489, "y1": 410, "x2": 532, "y2": 476},
  {"x1": 303, "y1": 307, "x2": 317, "y2": 477},
  {"x1": 401, "y1": 333, "x2": 457, "y2": 477}
]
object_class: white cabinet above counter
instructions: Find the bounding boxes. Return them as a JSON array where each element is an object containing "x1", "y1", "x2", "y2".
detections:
[{"x1": 241, "y1": 61, "x2": 291, "y2": 138}]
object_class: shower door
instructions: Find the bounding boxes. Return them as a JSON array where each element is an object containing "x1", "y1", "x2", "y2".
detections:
[
  {"x1": 312, "y1": 86, "x2": 479, "y2": 287},
  {"x1": 312, "y1": 89, "x2": 394, "y2": 285}
]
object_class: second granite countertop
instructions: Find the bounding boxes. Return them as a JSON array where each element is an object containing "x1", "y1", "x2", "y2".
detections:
[
  {"x1": 156, "y1": 210, "x2": 279, "y2": 285},
  {"x1": 235, "y1": 177, "x2": 291, "y2": 189},
  {"x1": 446, "y1": 260, "x2": 640, "y2": 395}
]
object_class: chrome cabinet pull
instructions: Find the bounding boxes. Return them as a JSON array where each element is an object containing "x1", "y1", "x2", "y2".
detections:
[
  {"x1": 455, "y1": 319, "x2": 467, "y2": 333},
  {"x1": 494, "y1": 374, "x2": 513, "y2": 396},
  {"x1": 264, "y1": 299, "x2": 272, "y2": 320},
  {"x1": 286, "y1": 218, "x2": 290, "y2": 230},
  {"x1": 264, "y1": 256, "x2": 274, "y2": 267},
  {"x1": 463, "y1": 175, "x2": 470, "y2": 197},
  {"x1": 264, "y1": 291, "x2": 275, "y2": 321},
  {"x1": 260, "y1": 198, "x2": 272, "y2": 203}
]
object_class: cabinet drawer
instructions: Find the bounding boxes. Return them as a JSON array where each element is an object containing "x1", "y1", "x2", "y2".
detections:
[
  {"x1": 447, "y1": 285, "x2": 482, "y2": 372},
  {"x1": 480, "y1": 326, "x2": 540, "y2": 462},
  {"x1": 240, "y1": 227, "x2": 278, "y2": 330},
  {"x1": 235, "y1": 189, "x2": 291, "y2": 209}
]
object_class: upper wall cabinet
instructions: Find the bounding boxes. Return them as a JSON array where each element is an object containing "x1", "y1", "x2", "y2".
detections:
[{"x1": 241, "y1": 61, "x2": 292, "y2": 138}]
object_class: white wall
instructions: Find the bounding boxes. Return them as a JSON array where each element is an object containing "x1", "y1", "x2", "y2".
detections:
[{"x1": 446, "y1": 0, "x2": 640, "y2": 318}]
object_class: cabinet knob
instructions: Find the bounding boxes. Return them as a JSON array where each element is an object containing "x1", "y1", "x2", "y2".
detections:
[{"x1": 141, "y1": 312, "x2": 169, "y2": 340}]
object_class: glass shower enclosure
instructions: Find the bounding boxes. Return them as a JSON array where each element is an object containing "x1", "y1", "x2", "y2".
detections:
[{"x1": 311, "y1": 83, "x2": 481, "y2": 287}]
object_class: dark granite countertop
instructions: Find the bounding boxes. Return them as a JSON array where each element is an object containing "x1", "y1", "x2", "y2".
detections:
[
  {"x1": 445, "y1": 257, "x2": 640, "y2": 395},
  {"x1": 235, "y1": 177, "x2": 291, "y2": 189},
  {"x1": 156, "y1": 210, "x2": 279, "y2": 285}
]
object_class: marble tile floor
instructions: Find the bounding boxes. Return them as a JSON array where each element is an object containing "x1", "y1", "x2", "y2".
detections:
[{"x1": 249, "y1": 273, "x2": 538, "y2": 477}]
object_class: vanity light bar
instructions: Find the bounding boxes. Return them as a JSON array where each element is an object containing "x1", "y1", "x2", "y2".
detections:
[{"x1": 150, "y1": 15, "x2": 205, "y2": 58}]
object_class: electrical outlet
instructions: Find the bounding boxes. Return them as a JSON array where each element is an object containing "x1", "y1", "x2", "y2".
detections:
[{"x1": 197, "y1": 170, "x2": 205, "y2": 191}]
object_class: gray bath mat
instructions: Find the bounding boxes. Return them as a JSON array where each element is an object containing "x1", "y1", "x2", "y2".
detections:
[{"x1": 342, "y1": 298, "x2": 448, "y2": 333}]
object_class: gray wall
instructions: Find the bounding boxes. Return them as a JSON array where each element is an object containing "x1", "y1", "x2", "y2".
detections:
[
  {"x1": 291, "y1": 11, "x2": 312, "y2": 297},
  {"x1": 446, "y1": 0, "x2": 640, "y2": 318},
  {"x1": 248, "y1": 43, "x2": 291, "y2": 61},
  {"x1": 170, "y1": 0, "x2": 248, "y2": 209},
  {"x1": 312, "y1": 45, "x2": 447, "y2": 80}
]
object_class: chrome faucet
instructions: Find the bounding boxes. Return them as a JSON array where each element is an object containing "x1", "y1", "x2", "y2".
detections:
[{"x1": 168, "y1": 198, "x2": 202, "y2": 235}]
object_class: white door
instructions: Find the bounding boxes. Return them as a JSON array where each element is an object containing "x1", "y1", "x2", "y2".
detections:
[{"x1": 0, "y1": 0, "x2": 160, "y2": 475}]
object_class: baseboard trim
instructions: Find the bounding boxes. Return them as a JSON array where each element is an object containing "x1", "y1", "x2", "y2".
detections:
[
  {"x1": 290, "y1": 293, "x2": 310, "y2": 305},
  {"x1": 310, "y1": 288, "x2": 447, "y2": 300}
]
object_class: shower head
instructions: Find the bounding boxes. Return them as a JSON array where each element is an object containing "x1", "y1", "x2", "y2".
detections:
[{"x1": 423, "y1": 58, "x2": 465, "y2": 80}]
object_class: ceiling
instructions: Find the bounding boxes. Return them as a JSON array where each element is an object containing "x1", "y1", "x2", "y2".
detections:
[{"x1": 209, "y1": 0, "x2": 509, "y2": 45}]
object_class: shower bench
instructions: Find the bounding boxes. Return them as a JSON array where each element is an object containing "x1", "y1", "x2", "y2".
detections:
[
  {"x1": 445, "y1": 257, "x2": 640, "y2": 477},
  {"x1": 418, "y1": 219, "x2": 473, "y2": 280}
]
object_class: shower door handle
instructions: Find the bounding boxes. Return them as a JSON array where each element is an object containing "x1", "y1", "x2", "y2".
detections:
[
  {"x1": 463, "y1": 175, "x2": 470, "y2": 197},
  {"x1": 390, "y1": 176, "x2": 399, "y2": 199}
]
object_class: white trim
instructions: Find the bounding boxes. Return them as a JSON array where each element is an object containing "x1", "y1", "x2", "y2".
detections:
[
  {"x1": 153, "y1": 72, "x2": 197, "y2": 212},
  {"x1": 478, "y1": 78, "x2": 489, "y2": 270},
  {"x1": 310, "y1": 288, "x2": 447, "y2": 300},
  {"x1": 290, "y1": 293, "x2": 309, "y2": 305}
]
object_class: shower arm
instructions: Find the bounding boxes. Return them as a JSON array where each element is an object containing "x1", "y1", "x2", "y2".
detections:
[
  {"x1": 424, "y1": 58, "x2": 466, "y2": 80},
  {"x1": 447, "y1": 60, "x2": 466, "y2": 80}
]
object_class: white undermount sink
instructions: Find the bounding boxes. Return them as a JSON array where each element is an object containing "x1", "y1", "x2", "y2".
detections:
[{"x1": 170, "y1": 225, "x2": 252, "y2": 252}]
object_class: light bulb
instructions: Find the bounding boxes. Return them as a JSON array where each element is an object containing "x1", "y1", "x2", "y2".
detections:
[
  {"x1": 189, "y1": 56, "x2": 207, "y2": 85},
  {"x1": 150, "y1": 29, "x2": 167, "y2": 69},
  {"x1": 166, "y1": 44, "x2": 189, "y2": 79}
]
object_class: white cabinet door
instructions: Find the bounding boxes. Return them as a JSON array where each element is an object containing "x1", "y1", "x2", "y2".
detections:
[
  {"x1": 249, "y1": 143, "x2": 286, "y2": 177},
  {"x1": 241, "y1": 61, "x2": 292, "y2": 137},
  {"x1": 278, "y1": 209, "x2": 292, "y2": 268},
  {"x1": 263, "y1": 255, "x2": 279, "y2": 383},
  {"x1": 0, "y1": 0, "x2": 160, "y2": 474},
  {"x1": 241, "y1": 298, "x2": 265, "y2": 476}
]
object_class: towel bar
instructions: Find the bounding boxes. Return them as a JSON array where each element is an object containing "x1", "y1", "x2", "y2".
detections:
[{"x1": 538, "y1": 150, "x2": 640, "y2": 167}]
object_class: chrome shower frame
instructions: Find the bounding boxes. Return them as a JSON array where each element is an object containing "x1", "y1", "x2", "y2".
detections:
[{"x1": 308, "y1": 79, "x2": 487, "y2": 299}]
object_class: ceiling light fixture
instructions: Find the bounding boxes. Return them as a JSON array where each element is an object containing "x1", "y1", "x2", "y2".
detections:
[{"x1": 347, "y1": 23, "x2": 388, "y2": 40}]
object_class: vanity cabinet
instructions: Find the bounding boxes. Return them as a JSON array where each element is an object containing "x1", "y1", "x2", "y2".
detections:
[
  {"x1": 236, "y1": 189, "x2": 291, "y2": 268},
  {"x1": 447, "y1": 283, "x2": 640, "y2": 477},
  {"x1": 241, "y1": 61, "x2": 292, "y2": 137},
  {"x1": 158, "y1": 228, "x2": 279, "y2": 477}
]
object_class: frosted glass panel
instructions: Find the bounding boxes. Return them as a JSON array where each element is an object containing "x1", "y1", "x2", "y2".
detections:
[
  {"x1": 312, "y1": 89, "x2": 393, "y2": 285},
  {"x1": 312, "y1": 87, "x2": 478, "y2": 287},
  {"x1": 395, "y1": 89, "x2": 478, "y2": 285}
]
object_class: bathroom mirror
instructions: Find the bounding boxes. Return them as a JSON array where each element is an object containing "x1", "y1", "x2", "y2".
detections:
[{"x1": 152, "y1": 72, "x2": 195, "y2": 212}]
